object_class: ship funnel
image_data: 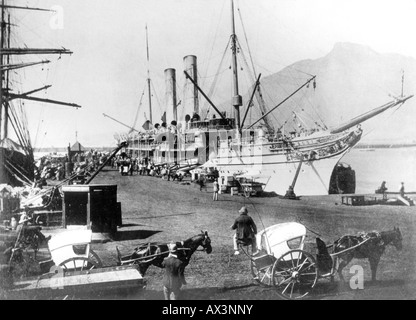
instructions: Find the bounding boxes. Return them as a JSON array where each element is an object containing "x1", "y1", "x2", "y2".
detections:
[
  {"x1": 183, "y1": 55, "x2": 199, "y2": 119},
  {"x1": 165, "y1": 68, "x2": 178, "y2": 122}
]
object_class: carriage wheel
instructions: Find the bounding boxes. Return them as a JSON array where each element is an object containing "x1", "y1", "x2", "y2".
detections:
[
  {"x1": 250, "y1": 257, "x2": 275, "y2": 287},
  {"x1": 244, "y1": 188, "x2": 251, "y2": 198},
  {"x1": 58, "y1": 250, "x2": 103, "y2": 271},
  {"x1": 88, "y1": 249, "x2": 103, "y2": 267},
  {"x1": 271, "y1": 250, "x2": 318, "y2": 300}
]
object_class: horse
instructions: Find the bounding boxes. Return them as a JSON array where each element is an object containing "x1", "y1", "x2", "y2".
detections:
[
  {"x1": 117, "y1": 231, "x2": 212, "y2": 281},
  {"x1": 333, "y1": 227, "x2": 402, "y2": 282}
]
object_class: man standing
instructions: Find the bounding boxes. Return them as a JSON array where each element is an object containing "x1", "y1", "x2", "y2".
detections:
[
  {"x1": 212, "y1": 179, "x2": 219, "y2": 201},
  {"x1": 399, "y1": 182, "x2": 405, "y2": 197},
  {"x1": 231, "y1": 207, "x2": 258, "y2": 256},
  {"x1": 161, "y1": 242, "x2": 185, "y2": 300},
  {"x1": 379, "y1": 181, "x2": 388, "y2": 200},
  {"x1": 198, "y1": 175, "x2": 206, "y2": 191}
]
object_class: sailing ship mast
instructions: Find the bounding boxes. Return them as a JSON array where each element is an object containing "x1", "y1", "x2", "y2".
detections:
[
  {"x1": 0, "y1": 1, "x2": 81, "y2": 186},
  {"x1": 1, "y1": 1, "x2": 6, "y2": 138},
  {"x1": 0, "y1": 2, "x2": 80, "y2": 139}
]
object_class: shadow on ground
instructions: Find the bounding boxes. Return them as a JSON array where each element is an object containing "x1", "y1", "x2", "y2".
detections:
[
  {"x1": 259, "y1": 192, "x2": 279, "y2": 198},
  {"x1": 134, "y1": 287, "x2": 225, "y2": 300},
  {"x1": 119, "y1": 223, "x2": 143, "y2": 228},
  {"x1": 114, "y1": 230, "x2": 162, "y2": 241},
  {"x1": 137, "y1": 212, "x2": 196, "y2": 220}
]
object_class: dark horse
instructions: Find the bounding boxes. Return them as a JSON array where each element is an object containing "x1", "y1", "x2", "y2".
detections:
[
  {"x1": 117, "y1": 231, "x2": 212, "y2": 281},
  {"x1": 333, "y1": 227, "x2": 402, "y2": 282}
]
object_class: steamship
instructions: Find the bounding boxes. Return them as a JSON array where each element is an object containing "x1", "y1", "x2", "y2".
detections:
[{"x1": 124, "y1": 0, "x2": 413, "y2": 196}]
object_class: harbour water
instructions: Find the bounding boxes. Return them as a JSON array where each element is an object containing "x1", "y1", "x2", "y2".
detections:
[{"x1": 343, "y1": 146, "x2": 416, "y2": 194}]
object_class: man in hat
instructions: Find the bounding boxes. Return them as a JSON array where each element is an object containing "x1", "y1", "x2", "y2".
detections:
[
  {"x1": 16, "y1": 213, "x2": 51, "y2": 245},
  {"x1": 161, "y1": 242, "x2": 185, "y2": 300},
  {"x1": 3, "y1": 213, "x2": 51, "y2": 263},
  {"x1": 231, "y1": 206, "x2": 258, "y2": 256}
]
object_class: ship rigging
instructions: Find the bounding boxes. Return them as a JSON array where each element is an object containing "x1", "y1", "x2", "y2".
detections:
[{"x1": 0, "y1": 1, "x2": 81, "y2": 187}]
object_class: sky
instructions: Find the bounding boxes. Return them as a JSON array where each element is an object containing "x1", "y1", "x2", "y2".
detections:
[{"x1": 7, "y1": 0, "x2": 416, "y2": 148}]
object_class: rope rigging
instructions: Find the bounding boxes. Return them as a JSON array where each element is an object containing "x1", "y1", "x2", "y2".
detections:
[
  {"x1": 199, "y1": 0, "x2": 226, "y2": 91},
  {"x1": 200, "y1": 37, "x2": 232, "y2": 119},
  {"x1": 150, "y1": 79, "x2": 164, "y2": 122},
  {"x1": 235, "y1": 39, "x2": 279, "y2": 130},
  {"x1": 234, "y1": 5, "x2": 328, "y2": 134},
  {"x1": 130, "y1": 85, "x2": 146, "y2": 132},
  {"x1": 7, "y1": 104, "x2": 29, "y2": 150},
  {"x1": 236, "y1": 8, "x2": 275, "y2": 132}
]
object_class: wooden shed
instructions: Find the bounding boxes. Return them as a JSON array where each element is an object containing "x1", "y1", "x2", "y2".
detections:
[{"x1": 61, "y1": 184, "x2": 122, "y2": 236}]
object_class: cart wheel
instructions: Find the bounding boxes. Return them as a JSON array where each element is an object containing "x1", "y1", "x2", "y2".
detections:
[
  {"x1": 58, "y1": 250, "x2": 103, "y2": 271},
  {"x1": 88, "y1": 249, "x2": 103, "y2": 267},
  {"x1": 271, "y1": 250, "x2": 318, "y2": 300},
  {"x1": 244, "y1": 189, "x2": 251, "y2": 198},
  {"x1": 250, "y1": 256, "x2": 276, "y2": 287}
]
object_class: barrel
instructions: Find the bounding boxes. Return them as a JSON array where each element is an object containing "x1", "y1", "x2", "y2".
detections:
[{"x1": 65, "y1": 162, "x2": 74, "y2": 177}]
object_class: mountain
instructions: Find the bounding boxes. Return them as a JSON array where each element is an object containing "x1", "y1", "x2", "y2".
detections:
[{"x1": 232, "y1": 42, "x2": 416, "y2": 144}]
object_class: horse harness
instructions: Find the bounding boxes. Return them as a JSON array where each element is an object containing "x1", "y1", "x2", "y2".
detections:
[{"x1": 334, "y1": 231, "x2": 385, "y2": 257}]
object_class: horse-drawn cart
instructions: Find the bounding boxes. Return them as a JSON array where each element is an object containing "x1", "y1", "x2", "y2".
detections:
[
  {"x1": 116, "y1": 231, "x2": 212, "y2": 277},
  {"x1": 1, "y1": 227, "x2": 144, "y2": 299},
  {"x1": 243, "y1": 222, "x2": 402, "y2": 300},
  {"x1": 235, "y1": 176, "x2": 265, "y2": 198}
]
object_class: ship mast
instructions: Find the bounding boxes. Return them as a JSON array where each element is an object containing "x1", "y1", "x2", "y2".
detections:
[
  {"x1": 1, "y1": 0, "x2": 6, "y2": 139},
  {"x1": 230, "y1": 0, "x2": 242, "y2": 136},
  {"x1": 0, "y1": 2, "x2": 80, "y2": 138},
  {"x1": 0, "y1": 1, "x2": 81, "y2": 185},
  {"x1": 0, "y1": 0, "x2": 13, "y2": 139},
  {"x1": 146, "y1": 24, "x2": 153, "y2": 124}
]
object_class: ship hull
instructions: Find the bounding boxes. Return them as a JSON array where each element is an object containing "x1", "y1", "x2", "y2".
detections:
[
  {"x1": 216, "y1": 150, "x2": 347, "y2": 196},
  {"x1": 215, "y1": 129, "x2": 362, "y2": 196}
]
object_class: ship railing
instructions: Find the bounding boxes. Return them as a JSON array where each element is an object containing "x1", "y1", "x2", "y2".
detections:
[{"x1": 220, "y1": 129, "x2": 357, "y2": 151}]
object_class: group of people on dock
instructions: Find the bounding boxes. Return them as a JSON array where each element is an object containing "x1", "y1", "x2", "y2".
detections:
[
  {"x1": 33, "y1": 149, "x2": 110, "y2": 188},
  {"x1": 112, "y1": 154, "x2": 185, "y2": 182}
]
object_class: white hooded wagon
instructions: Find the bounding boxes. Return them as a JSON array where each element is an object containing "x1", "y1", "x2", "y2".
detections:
[{"x1": 249, "y1": 222, "x2": 319, "y2": 299}]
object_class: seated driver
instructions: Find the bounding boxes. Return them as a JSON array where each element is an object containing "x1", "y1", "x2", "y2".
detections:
[{"x1": 231, "y1": 206, "x2": 258, "y2": 256}]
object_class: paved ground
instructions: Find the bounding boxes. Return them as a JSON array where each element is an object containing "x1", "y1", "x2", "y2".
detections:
[
  {"x1": 3, "y1": 167, "x2": 416, "y2": 300},
  {"x1": 89, "y1": 169, "x2": 416, "y2": 300}
]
